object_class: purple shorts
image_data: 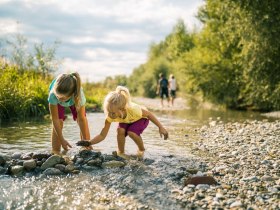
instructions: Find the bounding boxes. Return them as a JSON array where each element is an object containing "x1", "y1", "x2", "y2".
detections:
[
  {"x1": 118, "y1": 118, "x2": 149, "y2": 136},
  {"x1": 58, "y1": 104, "x2": 85, "y2": 121}
]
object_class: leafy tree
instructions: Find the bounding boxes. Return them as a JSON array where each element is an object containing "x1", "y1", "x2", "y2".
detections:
[
  {"x1": 177, "y1": 0, "x2": 280, "y2": 110},
  {"x1": 128, "y1": 20, "x2": 195, "y2": 98},
  {"x1": 2, "y1": 34, "x2": 61, "y2": 77},
  {"x1": 34, "y1": 41, "x2": 61, "y2": 78}
]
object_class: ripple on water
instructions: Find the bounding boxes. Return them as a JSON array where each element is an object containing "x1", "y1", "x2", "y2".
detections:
[{"x1": 0, "y1": 111, "x2": 276, "y2": 209}]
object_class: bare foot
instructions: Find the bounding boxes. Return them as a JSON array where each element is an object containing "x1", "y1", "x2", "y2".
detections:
[
  {"x1": 51, "y1": 150, "x2": 62, "y2": 156},
  {"x1": 136, "y1": 150, "x2": 145, "y2": 160},
  {"x1": 117, "y1": 151, "x2": 130, "y2": 160}
]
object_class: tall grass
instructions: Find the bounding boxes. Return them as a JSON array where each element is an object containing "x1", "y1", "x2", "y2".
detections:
[
  {"x1": 0, "y1": 60, "x2": 110, "y2": 121},
  {"x1": 83, "y1": 82, "x2": 109, "y2": 111},
  {"x1": 0, "y1": 61, "x2": 51, "y2": 121}
]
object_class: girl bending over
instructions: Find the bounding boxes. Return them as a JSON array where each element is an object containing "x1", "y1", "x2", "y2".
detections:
[{"x1": 77, "y1": 86, "x2": 168, "y2": 158}]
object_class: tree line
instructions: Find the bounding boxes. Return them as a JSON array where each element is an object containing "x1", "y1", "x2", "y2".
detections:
[
  {"x1": 126, "y1": 0, "x2": 280, "y2": 111},
  {"x1": 1, "y1": 0, "x2": 280, "y2": 121}
]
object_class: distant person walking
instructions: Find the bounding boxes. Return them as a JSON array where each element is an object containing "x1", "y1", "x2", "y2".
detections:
[
  {"x1": 169, "y1": 74, "x2": 177, "y2": 106},
  {"x1": 156, "y1": 73, "x2": 170, "y2": 107}
]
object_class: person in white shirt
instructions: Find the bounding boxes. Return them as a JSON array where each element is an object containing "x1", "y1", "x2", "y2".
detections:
[{"x1": 168, "y1": 74, "x2": 177, "y2": 106}]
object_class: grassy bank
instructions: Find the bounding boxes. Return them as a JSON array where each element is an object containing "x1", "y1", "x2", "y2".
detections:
[
  {"x1": 0, "y1": 62, "x2": 51, "y2": 121},
  {"x1": 0, "y1": 61, "x2": 107, "y2": 121}
]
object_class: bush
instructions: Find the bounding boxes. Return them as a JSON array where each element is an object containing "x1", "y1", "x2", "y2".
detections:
[{"x1": 0, "y1": 61, "x2": 51, "y2": 121}]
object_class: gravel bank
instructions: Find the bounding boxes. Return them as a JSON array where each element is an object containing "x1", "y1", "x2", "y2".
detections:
[{"x1": 184, "y1": 119, "x2": 280, "y2": 209}]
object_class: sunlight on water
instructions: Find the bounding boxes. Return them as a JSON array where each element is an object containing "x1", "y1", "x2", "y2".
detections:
[
  {"x1": 0, "y1": 109, "x2": 270, "y2": 156},
  {"x1": 0, "y1": 109, "x2": 272, "y2": 209}
]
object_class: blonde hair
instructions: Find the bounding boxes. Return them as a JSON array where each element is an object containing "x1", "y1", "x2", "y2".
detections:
[
  {"x1": 103, "y1": 86, "x2": 131, "y2": 115},
  {"x1": 54, "y1": 72, "x2": 82, "y2": 110}
]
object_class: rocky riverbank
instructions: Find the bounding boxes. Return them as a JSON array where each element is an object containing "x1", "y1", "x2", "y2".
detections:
[
  {"x1": 184, "y1": 119, "x2": 280, "y2": 209},
  {"x1": 0, "y1": 119, "x2": 279, "y2": 209},
  {"x1": 0, "y1": 150, "x2": 132, "y2": 176}
]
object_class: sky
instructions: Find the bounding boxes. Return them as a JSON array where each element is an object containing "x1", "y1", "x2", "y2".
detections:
[{"x1": 0, "y1": 0, "x2": 204, "y2": 82}]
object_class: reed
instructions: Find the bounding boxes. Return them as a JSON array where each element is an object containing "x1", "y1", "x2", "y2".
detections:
[{"x1": 0, "y1": 61, "x2": 51, "y2": 121}]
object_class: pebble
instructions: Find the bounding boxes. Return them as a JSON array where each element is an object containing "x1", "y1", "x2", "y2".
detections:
[{"x1": 190, "y1": 120, "x2": 280, "y2": 209}]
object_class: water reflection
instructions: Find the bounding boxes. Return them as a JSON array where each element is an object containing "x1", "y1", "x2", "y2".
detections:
[
  {"x1": 0, "y1": 109, "x2": 275, "y2": 209},
  {"x1": 0, "y1": 108, "x2": 272, "y2": 157}
]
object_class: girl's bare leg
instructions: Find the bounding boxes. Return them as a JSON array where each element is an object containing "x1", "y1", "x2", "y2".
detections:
[
  {"x1": 127, "y1": 131, "x2": 145, "y2": 152},
  {"x1": 117, "y1": 128, "x2": 126, "y2": 154},
  {"x1": 51, "y1": 120, "x2": 63, "y2": 154}
]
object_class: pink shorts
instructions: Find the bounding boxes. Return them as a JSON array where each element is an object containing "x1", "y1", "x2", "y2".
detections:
[
  {"x1": 118, "y1": 118, "x2": 149, "y2": 136},
  {"x1": 58, "y1": 104, "x2": 85, "y2": 121}
]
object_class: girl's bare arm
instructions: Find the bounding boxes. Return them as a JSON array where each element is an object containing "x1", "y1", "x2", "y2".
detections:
[
  {"x1": 142, "y1": 109, "x2": 168, "y2": 139},
  {"x1": 77, "y1": 106, "x2": 90, "y2": 140},
  {"x1": 90, "y1": 119, "x2": 111, "y2": 144},
  {"x1": 49, "y1": 104, "x2": 64, "y2": 143}
]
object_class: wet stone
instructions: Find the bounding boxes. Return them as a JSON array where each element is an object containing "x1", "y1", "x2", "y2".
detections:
[
  {"x1": 10, "y1": 165, "x2": 24, "y2": 175},
  {"x1": 23, "y1": 159, "x2": 36, "y2": 171},
  {"x1": 79, "y1": 150, "x2": 101, "y2": 159},
  {"x1": 102, "y1": 161, "x2": 125, "y2": 168},
  {"x1": 55, "y1": 164, "x2": 66, "y2": 172},
  {"x1": 0, "y1": 156, "x2": 6, "y2": 166},
  {"x1": 65, "y1": 164, "x2": 75, "y2": 172},
  {"x1": 0, "y1": 166, "x2": 6, "y2": 174},
  {"x1": 41, "y1": 155, "x2": 64, "y2": 170},
  {"x1": 11, "y1": 152, "x2": 22, "y2": 160},
  {"x1": 32, "y1": 152, "x2": 51, "y2": 160},
  {"x1": 43, "y1": 168, "x2": 64, "y2": 176},
  {"x1": 87, "y1": 159, "x2": 102, "y2": 167},
  {"x1": 184, "y1": 176, "x2": 218, "y2": 186}
]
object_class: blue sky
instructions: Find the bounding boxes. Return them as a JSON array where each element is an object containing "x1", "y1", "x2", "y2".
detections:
[{"x1": 0, "y1": 0, "x2": 204, "y2": 82}]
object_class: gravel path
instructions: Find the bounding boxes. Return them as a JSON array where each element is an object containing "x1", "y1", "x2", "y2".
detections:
[{"x1": 133, "y1": 97, "x2": 189, "y2": 111}]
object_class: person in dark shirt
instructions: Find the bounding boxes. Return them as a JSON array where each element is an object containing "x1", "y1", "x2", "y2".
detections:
[{"x1": 156, "y1": 73, "x2": 170, "y2": 107}]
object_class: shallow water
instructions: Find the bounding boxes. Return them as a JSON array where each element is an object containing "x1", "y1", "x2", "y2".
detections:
[
  {"x1": 0, "y1": 112, "x2": 193, "y2": 158},
  {"x1": 0, "y1": 109, "x2": 274, "y2": 209}
]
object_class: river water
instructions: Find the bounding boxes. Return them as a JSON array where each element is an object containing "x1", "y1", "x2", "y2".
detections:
[{"x1": 0, "y1": 109, "x2": 272, "y2": 210}]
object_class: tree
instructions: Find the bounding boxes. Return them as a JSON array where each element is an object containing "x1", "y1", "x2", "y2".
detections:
[{"x1": 2, "y1": 34, "x2": 61, "y2": 77}]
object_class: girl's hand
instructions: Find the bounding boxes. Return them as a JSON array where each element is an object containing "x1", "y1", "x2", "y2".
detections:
[
  {"x1": 159, "y1": 127, "x2": 168, "y2": 140},
  {"x1": 62, "y1": 139, "x2": 72, "y2": 151}
]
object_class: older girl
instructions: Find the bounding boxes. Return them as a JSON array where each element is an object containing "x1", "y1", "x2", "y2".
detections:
[{"x1": 48, "y1": 72, "x2": 90, "y2": 154}]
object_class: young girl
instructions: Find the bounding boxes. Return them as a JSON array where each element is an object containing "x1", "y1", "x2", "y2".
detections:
[
  {"x1": 77, "y1": 86, "x2": 168, "y2": 158},
  {"x1": 48, "y1": 72, "x2": 91, "y2": 154}
]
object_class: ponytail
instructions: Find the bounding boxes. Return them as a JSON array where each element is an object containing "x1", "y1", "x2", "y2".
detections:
[
  {"x1": 70, "y1": 72, "x2": 82, "y2": 111},
  {"x1": 115, "y1": 86, "x2": 131, "y2": 106},
  {"x1": 103, "y1": 86, "x2": 131, "y2": 115}
]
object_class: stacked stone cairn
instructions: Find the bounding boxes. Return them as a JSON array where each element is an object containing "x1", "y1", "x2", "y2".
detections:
[{"x1": 0, "y1": 150, "x2": 126, "y2": 176}]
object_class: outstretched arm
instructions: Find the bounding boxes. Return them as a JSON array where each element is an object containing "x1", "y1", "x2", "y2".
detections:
[
  {"x1": 142, "y1": 109, "x2": 168, "y2": 140},
  {"x1": 49, "y1": 104, "x2": 72, "y2": 150},
  {"x1": 77, "y1": 106, "x2": 90, "y2": 140},
  {"x1": 77, "y1": 119, "x2": 111, "y2": 146},
  {"x1": 90, "y1": 119, "x2": 111, "y2": 144}
]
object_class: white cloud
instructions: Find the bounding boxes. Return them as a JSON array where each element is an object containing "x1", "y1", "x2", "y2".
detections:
[
  {"x1": 62, "y1": 49, "x2": 147, "y2": 82},
  {"x1": 67, "y1": 30, "x2": 153, "y2": 45},
  {"x1": 0, "y1": 0, "x2": 204, "y2": 82},
  {"x1": 0, "y1": 19, "x2": 20, "y2": 34}
]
